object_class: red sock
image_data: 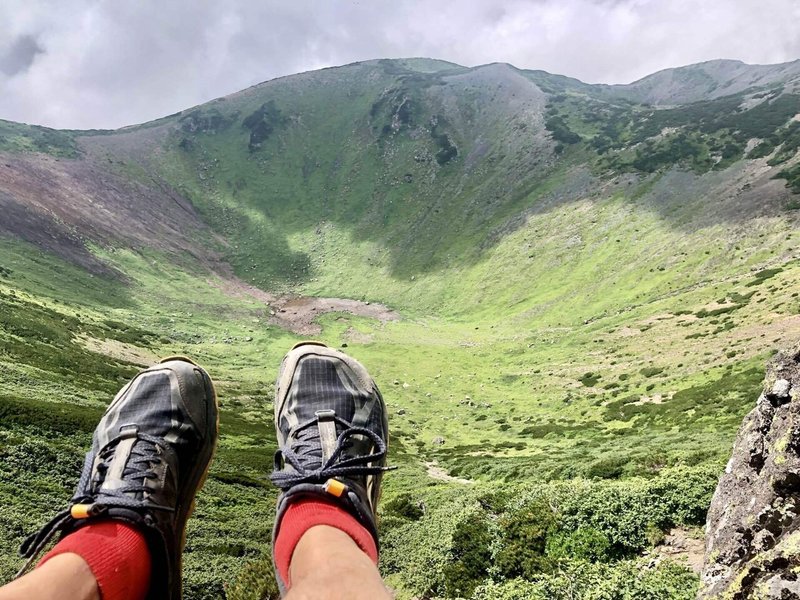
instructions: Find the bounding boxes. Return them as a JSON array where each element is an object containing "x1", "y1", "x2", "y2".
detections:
[
  {"x1": 38, "y1": 521, "x2": 152, "y2": 600},
  {"x1": 274, "y1": 498, "x2": 378, "y2": 588}
]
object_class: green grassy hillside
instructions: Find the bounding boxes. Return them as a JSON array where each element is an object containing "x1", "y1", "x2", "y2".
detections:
[{"x1": 1, "y1": 57, "x2": 799, "y2": 598}]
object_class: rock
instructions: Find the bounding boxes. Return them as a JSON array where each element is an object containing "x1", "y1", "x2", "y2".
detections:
[
  {"x1": 700, "y1": 343, "x2": 800, "y2": 599},
  {"x1": 402, "y1": 382, "x2": 410, "y2": 389},
  {"x1": 244, "y1": 336, "x2": 253, "y2": 342},
  {"x1": 396, "y1": 408, "x2": 406, "y2": 415},
  {"x1": 432, "y1": 436, "x2": 445, "y2": 446},
  {"x1": 772, "y1": 378, "x2": 791, "y2": 398}
]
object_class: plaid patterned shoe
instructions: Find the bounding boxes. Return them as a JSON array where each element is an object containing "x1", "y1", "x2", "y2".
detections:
[
  {"x1": 270, "y1": 342, "x2": 394, "y2": 590},
  {"x1": 18, "y1": 357, "x2": 218, "y2": 600}
]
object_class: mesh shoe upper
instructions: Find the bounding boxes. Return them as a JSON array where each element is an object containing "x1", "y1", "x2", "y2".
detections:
[
  {"x1": 270, "y1": 343, "x2": 393, "y2": 590},
  {"x1": 18, "y1": 358, "x2": 218, "y2": 600}
]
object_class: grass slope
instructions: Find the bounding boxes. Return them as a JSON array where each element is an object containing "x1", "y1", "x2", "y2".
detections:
[{"x1": 1, "y1": 58, "x2": 800, "y2": 598}]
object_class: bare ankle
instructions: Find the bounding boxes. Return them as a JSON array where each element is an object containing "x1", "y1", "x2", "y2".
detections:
[{"x1": 286, "y1": 526, "x2": 390, "y2": 600}]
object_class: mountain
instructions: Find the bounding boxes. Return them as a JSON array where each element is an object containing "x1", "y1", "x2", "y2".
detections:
[
  {"x1": 598, "y1": 58, "x2": 800, "y2": 105},
  {"x1": 0, "y1": 57, "x2": 799, "y2": 599}
]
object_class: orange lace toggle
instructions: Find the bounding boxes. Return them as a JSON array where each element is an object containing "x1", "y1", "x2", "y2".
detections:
[
  {"x1": 324, "y1": 479, "x2": 346, "y2": 497},
  {"x1": 70, "y1": 504, "x2": 95, "y2": 519}
]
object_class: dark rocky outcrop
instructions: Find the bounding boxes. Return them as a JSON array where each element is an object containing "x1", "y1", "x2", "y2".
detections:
[
  {"x1": 242, "y1": 100, "x2": 287, "y2": 152},
  {"x1": 701, "y1": 343, "x2": 800, "y2": 599}
]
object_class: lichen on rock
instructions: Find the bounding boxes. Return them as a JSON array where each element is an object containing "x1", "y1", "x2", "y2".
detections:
[{"x1": 700, "y1": 342, "x2": 800, "y2": 599}]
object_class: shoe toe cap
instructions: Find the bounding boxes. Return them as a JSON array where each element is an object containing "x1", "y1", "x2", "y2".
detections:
[{"x1": 156, "y1": 358, "x2": 218, "y2": 437}]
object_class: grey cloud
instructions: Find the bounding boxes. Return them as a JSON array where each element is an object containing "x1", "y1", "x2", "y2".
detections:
[
  {"x1": 0, "y1": 0, "x2": 798, "y2": 129},
  {"x1": 0, "y1": 34, "x2": 43, "y2": 76}
]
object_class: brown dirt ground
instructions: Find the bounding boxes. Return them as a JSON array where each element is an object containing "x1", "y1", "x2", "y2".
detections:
[
  {"x1": 648, "y1": 527, "x2": 705, "y2": 575},
  {"x1": 207, "y1": 275, "x2": 400, "y2": 334},
  {"x1": 269, "y1": 296, "x2": 400, "y2": 335}
]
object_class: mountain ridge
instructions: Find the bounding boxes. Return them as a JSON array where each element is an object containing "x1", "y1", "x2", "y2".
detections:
[{"x1": 6, "y1": 56, "x2": 796, "y2": 281}]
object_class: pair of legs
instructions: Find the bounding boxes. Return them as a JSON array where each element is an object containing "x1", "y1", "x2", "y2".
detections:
[
  {"x1": 0, "y1": 527, "x2": 386, "y2": 600},
  {"x1": 0, "y1": 344, "x2": 392, "y2": 599}
]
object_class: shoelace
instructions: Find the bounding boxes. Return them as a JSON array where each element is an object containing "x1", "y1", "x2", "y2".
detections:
[
  {"x1": 16, "y1": 431, "x2": 174, "y2": 577},
  {"x1": 270, "y1": 414, "x2": 395, "y2": 489}
]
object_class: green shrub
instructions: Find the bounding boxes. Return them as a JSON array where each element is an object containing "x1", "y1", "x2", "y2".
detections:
[
  {"x1": 381, "y1": 493, "x2": 488, "y2": 597},
  {"x1": 474, "y1": 559, "x2": 697, "y2": 600},
  {"x1": 586, "y1": 456, "x2": 628, "y2": 479},
  {"x1": 223, "y1": 553, "x2": 280, "y2": 600},
  {"x1": 580, "y1": 372, "x2": 601, "y2": 386},
  {"x1": 545, "y1": 115, "x2": 582, "y2": 145},
  {"x1": 640, "y1": 366, "x2": 664, "y2": 378},
  {"x1": 442, "y1": 513, "x2": 493, "y2": 598},
  {"x1": 494, "y1": 496, "x2": 558, "y2": 579},
  {"x1": 776, "y1": 163, "x2": 800, "y2": 194},
  {"x1": 546, "y1": 526, "x2": 612, "y2": 562},
  {"x1": 695, "y1": 304, "x2": 743, "y2": 318},
  {"x1": 473, "y1": 579, "x2": 549, "y2": 600},
  {"x1": 383, "y1": 493, "x2": 424, "y2": 521},
  {"x1": 553, "y1": 466, "x2": 717, "y2": 555},
  {"x1": 745, "y1": 268, "x2": 783, "y2": 286}
]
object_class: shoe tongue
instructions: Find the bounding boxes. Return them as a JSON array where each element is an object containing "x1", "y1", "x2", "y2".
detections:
[
  {"x1": 98, "y1": 436, "x2": 161, "y2": 500},
  {"x1": 294, "y1": 421, "x2": 339, "y2": 466}
]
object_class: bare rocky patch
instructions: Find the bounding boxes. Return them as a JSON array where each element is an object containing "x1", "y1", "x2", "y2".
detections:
[
  {"x1": 207, "y1": 271, "x2": 398, "y2": 335},
  {"x1": 425, "y1": 460, "x2": 472, "y2": 485},
  {"x1": 631, "y1": 392, "x2": 672, "y2": 406},
  {"x1": 268, "y1": 296, "x2": 400, "y2": 335},
  {"x1": 647, "y1": 527, "x2": 705, "y2": 575},
  {"x1": 0, "y1": 149, "x2": 219, "y2": 278}
]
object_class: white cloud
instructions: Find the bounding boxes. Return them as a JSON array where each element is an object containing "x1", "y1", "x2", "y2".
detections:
[{"x1": 0, "y1": 0, "x2": 798, "y2": 129}]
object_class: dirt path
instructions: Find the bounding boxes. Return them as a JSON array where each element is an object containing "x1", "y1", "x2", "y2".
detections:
[
  {"x1": 424, "y1": 461, "x2": 473, "y2": 485},
  {"x1": 648, "y1": 527, "x2": 705, "y2": 574}
]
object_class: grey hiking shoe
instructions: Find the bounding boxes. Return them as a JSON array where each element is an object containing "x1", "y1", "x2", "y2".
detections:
[
  {"x1": 18, "y1": 357, "x2": 218, "y2": 600},
  {"x1": 270, "y1": 342, "x2": 393, "y2": 592}
]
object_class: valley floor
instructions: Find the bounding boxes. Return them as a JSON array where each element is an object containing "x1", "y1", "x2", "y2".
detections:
[{"x1": 1, "y1": 191, "x2": 799, "y2": 598}]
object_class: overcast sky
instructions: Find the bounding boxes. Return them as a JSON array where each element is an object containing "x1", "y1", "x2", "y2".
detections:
[{"x1": 1, "y1": 0, "x2": 799, "y2": 130}]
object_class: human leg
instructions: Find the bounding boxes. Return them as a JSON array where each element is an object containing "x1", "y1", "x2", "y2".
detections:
[
  {"x1": 3, "y1": 357, "x2": 218, "y2": 600},
  {"x1": 285, "y1": 526, "x2": 390, "y2": 600},
  {"x1": 270, "y1": 342, "x2": 394, "y2": 598},
  {"x1": 0, "y1": 554, "x2": 98, "y2": 600}
]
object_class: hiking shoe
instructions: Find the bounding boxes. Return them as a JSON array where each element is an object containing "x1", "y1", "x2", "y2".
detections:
[
  {"x1": 18, "y1": 357, "x2": 218, "y2": 600},
  {"x1": 270, "y1": 342, "x2": 393, "y2": 590}
]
